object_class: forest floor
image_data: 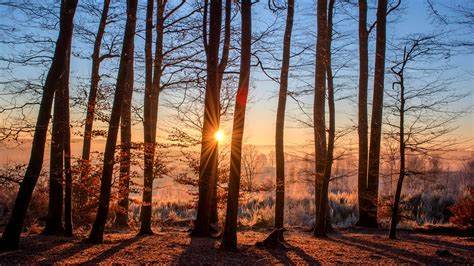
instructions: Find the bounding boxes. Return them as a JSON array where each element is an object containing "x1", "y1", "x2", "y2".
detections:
[{"x1": 0, "y1": 227, "x2": 473, "y2": 264}]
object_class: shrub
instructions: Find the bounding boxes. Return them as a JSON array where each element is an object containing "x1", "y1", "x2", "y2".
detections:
[{"x1": 449, "y1": 186, "x2": 474, "y2": 229}]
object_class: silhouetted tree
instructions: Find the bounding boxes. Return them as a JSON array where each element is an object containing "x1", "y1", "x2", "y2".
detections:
[
  {"x1": 88, "y1": 0, "x2": 138, "y2": 244},
  {"x1": 366, "y1": 0, "x2": 387, "y2": 228},
  {"x1": 314, "y1": 0, "x2": 335, "y2": 237},
  {"x1": 79, "y1": 0, "x2": 112, "y2": 206},
  {"x1": 275, "y1": 0, "x2": 294, "y2": 240},
  {"x1": 0, "y1": 0, "x2": 78, "y2": 250},
  {"x1": 192, "y1": 0, "x2": 223, "y2": 237},
  {"x1": 313, "y1": 0, "x2": 328, "y2": 236},
  {"x1": 221, "y1": 0, "x2": 251, "y2": 251}
]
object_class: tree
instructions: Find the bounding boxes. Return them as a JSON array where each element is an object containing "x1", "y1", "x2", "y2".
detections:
[
  {"x1": 192, "y1": 0, "x2": 223, "y2": 237},
  {"x1": 366, "y1": 0, "x2": 388, "y2": 228},
  {"x1": 88, "y1": 0, "x2": 138, "y2": 244},
  {"x1": 79, "y1": 0, "x2": 112, "y2": 206},
  {"x1": 221, "y1": 0, "x2": 251, "y2": 251},
  {"x1": 274, "y1": 0, "x2": 294, "y2": 237},
  {"x1": 0, "y1": 0, "x2": 78, "y2": 250},
  {"x1": 314, "y1": 0, "x2": 335, "y2": 237},
  {"x1": 313, "y1": 0, "x2": 328, "y2": 236},
  {"x1": 356, "y1": 0, "x2": 370, "y2": 226},
  {"x1": 386, "y1": 35, "x2": 465, "y2": 239}
]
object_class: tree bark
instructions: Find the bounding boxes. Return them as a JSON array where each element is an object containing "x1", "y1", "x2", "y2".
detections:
[
  {"x1": 114, "y1": 63, "x2": 134, "y2": 229},
  {"x1": 210, "y1": 0, "x2": 232, "y2": 228},
  {"x1": 366, "y1": 0, "x2": 388, "y2": 228},
  {"x1": 88, "y1": 0, "x2": 137, "y2": 244},
  {"x1": 0, "y1": 0, "x2": 78, "y2": 250},
  {"x1": 192, "y1": 0, "x2": 222, "y2": 237},
  {"x1": 274, "y1": 0, "x2": 294, "y2": 232},
  {"x1": 313, "y1": 0, "x2": 328, "y2": 236},
  {"x1": 221, "y1": 0, "x2": 251, "y2": 251},
  {"x1": 80, "y1": 0, "x2": 111, "y2": 205},
  {"x1": 356, "y1": 0, "x2": 371, "y2": 227},
  {"x1": 63, "y1": 51, "x2": 73, "y2": 237},
  {"x1": 314, "y1": 0, "x2": 335, "y2": 237},
  {"x1": 42, "y1": 86, "x2": 66, "y2": 236}
]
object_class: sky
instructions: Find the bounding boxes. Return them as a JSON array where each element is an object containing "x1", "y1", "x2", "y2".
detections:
[{"x1": 0, "y1": 0, "x2": 472, "y2": 153}]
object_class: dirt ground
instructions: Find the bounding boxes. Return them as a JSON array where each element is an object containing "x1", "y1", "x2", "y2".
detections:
[{"x1": 0, "y1": 227, "x2": 472, "y2": 264}]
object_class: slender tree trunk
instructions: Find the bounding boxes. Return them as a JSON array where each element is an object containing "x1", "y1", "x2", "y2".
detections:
[
  {"x1": 314, "y1": 0, "x2": 335, "y2": 237},
  {"x1": 221, "y1": 0, "x2": 251, "y2": 251},
  {"x1": 114, "y1": 65, "x2": 133, "y2": 229},
  {"x1": 389, "y1": 63, "x2": 405, "y2": 240},
  {"x1": 274, "y1": 0, "x2": 294, "y2": 233},
  {"x1": 140, "y1": 0, "x2": 166, "y2": 235},
  {"x1": 192, "y1": 0, "x2": 222, "y2": 237},
  {"x1": 64, "y1": 52, "x2": 73, "y2": 237},
  {"x1": 0, "y1": 0, "x2": 78, "y2": 250},
  {"x1": 366, "y1": 0, "x2": 388, "y2": 228},
  {"x1": 210, "y1": 0, "x2": 232, "y2": 228},
  {"x1": 88, "y1": 0, "x2": 137, "y2": 244},
  {"x1": 140, "y1": 0, "x2": 155, "y2": 235},
  {"x1": 42, "y1": 89, "x2": 66, "y2": 235},
  {"x1": 80, "y1": 0, "x2": 111, "y2": 205},
  {"x1": 356, "y1": 0, "x2": 371, "y2": 227},
  {"x1": 313, "y1": 0, "x2": 328, "y2": 236}
]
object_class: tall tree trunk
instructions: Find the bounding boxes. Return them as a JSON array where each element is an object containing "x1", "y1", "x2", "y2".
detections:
[
  {"x1": 0, "y1": 0, "x2": 78, "y2": 250},
  {"x1": 140, "y1": 0, "x2": 155, "y2": 235},
  {"x1": 80, "y1": 0, "x2": 111, "y2": 205},
  {"x1": 389, "y1": 58, "x2": 406, "y2": 240},
  {"x1": 356, "y1": 0, "x2": 371, "y2": 227},
  {"x1": 140, "y1": 0, "x2": 166, "y2": 235},
  {"x1": 192, "y1": 0, "x2": 222, "y2": 237},
  {"x1": 366, "y1": 0, "x2": 388, "y2": 228},
  {"x1": 314, "y1": 0, "x2": 335, "y2": 237},
  {"x1": 88, "y1": 0, "x2": 138, "y2": 244},
  {"x1": 64, "y1": 51, "x2": 73, "y2": 237},
  {"x1": 274, "y1": 0, "x2": 294, "y2": 233},
  {"x1": 114, "y1": 65, "x2": 133, "y2": 229},
  {"x1": 210, "y1": 0, "x2": 232, "y2": 228},
  {"x1": 42, "y1": 87, "x2": 66, "y2": 235},
  {"x1": 313, "y1": 0, "x2": 328, "y2": 236},
  {"x1": 221, "y1": 0, "x2": 251, "y2": 251}
]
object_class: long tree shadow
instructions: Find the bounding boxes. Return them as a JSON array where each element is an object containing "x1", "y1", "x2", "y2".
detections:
[
  {"x1": 331, "y1": 234, "x2": 448, "y2": 264},
  {"x1": 83, "y1": 235, "x2": 144, "y2": 264},
  {"x1": 174, "y1": 236, "x2": 268, "y2": 264},
  {"x1": 0, "y1": 234, "x2": 86, "y2": 263},
  {"x1": 405, "y1": 234, "x2": 474, "y2": 253},
  {"x1": 265, "y1": 243, "x2": 321, "y2": 265}
]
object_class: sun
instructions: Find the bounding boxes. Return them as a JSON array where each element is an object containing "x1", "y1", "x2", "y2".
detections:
[{"x1": 214, "y1": 129, "x2": 225, "y2": 142}]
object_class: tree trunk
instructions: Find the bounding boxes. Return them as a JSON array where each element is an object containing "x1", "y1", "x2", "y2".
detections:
[
  {"x1": 356, "y1": 0, "x2": 371, "y2": 227},
  {"x1": 366, "y1": 0, "x2": 388, "y2": 228},
  {"x1": 114, "y1": 65, "x2": 133, "y2": 229},
  {"x1": 88, "y1": 0, "x2": 137, "y2": 244},
  {"x1": 140, "y1": 0, "x2": 166, "y2": 235},
  {"x1": 313, "y1": 0, "x2": 328, "y2": 236},
  {"x1": 63, "y1": 51, "x2": 73, "y2": 237},
  {"x1": 42, "y1": 88, "x2": 66, "y2": 236},
  {"x1": 140, "y1": 0, "x2": 155, "y2": 236},
  {"x1": 210, "y1": 0, "x2": 232, "y2": 228},
  {"x1": 80, "y1": 0, "x2": 111, "y2": 206},
  {"x1": 192, "y1": 0, "x2": 222, "y2": 237},
  {"x1": 274, "y1": 0, "x2": 294, "y2": 232},
  {"x1": 221, "y1": 0, "x2": 251, "y2": 251},
  {"x1": 389, "y1": 61, "x2": 405, "y2": 240},
  {"x1": 314, "y1": 0, "x2": 335, "y2": 237},
  {"x1": 0, "y1": 0, "x2": 77, "y2": 250}
]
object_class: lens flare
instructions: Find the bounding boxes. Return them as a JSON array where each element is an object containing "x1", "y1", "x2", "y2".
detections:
[{"x1": 214, "y1": 130, "x2": 225, "y2": 142}]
